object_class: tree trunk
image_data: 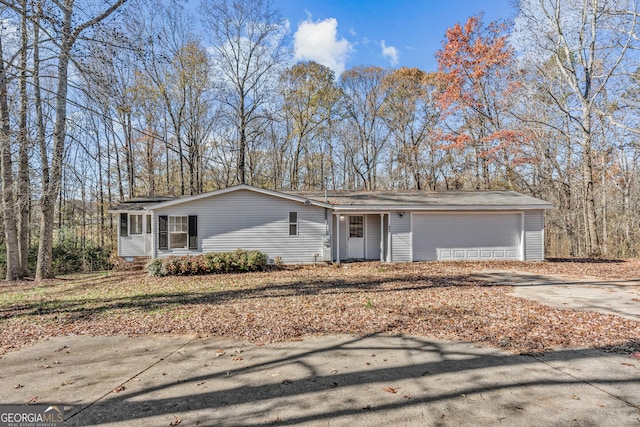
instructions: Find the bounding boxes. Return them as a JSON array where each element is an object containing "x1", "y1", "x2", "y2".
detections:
[
  {"x1": 33, "y1": 3, "x2": 49, "y2": 273},
  {"x1": 36, "y1": 9, "x2": 73, "y2": 280},
  {"x1": 17, "y1": 0, "x2": 30, "y2": 276},
  {"x1": 238, "y1": 99, "x2": 247, "y2": 184},
  {"x1": 0, "y1": 34, "x2": 21, "y2": 281},
  {"x1": 582, "y1": 135, "x2": 601, "y2": 256}
]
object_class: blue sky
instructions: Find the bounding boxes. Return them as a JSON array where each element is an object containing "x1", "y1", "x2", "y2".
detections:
[{"x1": 279, "y1": 0, "x2": 517, "y2": 75}]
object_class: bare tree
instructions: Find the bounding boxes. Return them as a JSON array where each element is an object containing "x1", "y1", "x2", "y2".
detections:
[
  {"x1": 0, "y1": 18, "x2": 21, "y2": 280},
  {"x1": 515, "y1": 0, "x2": 639, "y2": 255},
  {"x1": 279, "y1": 61, "x2": 341, "y2": 190},
  {"x1": 2, "y1": 0, "x2": 129, "y2": 280},
  {"x1": 382, "y1": 68, "x2": 443, "y2": 190},
  {"x1": 200, "y1": 0, "x2": 289, "y2": 185},
  {"x1": 340, "y1": 66, "x2": 392, "y2": 190}
]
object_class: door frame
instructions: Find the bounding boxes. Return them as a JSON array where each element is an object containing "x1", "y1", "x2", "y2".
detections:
[{"x1": 347, "y1": 214, "x2": 366, "y2": 259}]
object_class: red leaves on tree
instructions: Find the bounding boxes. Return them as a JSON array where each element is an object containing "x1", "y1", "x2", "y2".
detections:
[
  {"x1": 435, "y1": 15, "x2": 531, "y2": 173},
  {"x1": 436, "y1": 15, "x2": 512, "y2": 110}
]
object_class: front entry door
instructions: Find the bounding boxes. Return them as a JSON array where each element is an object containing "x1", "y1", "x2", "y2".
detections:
[{"x1": 347, "y1": 215, "x2": 365, "y2": 259}]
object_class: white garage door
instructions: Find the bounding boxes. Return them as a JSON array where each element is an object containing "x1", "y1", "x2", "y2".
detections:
[{"x1": 413, "y1": 213, "x2": 522, "y2": 261}]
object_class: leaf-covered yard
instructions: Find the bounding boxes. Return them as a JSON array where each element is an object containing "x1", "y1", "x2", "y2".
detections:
[{"x1": 1, "y1": 260, "x2": 639, "y2": 357}]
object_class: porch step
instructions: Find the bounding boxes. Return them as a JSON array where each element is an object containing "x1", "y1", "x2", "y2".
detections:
[{"x1": 115, "y1": 256, "x2": 151, "y2": 271}]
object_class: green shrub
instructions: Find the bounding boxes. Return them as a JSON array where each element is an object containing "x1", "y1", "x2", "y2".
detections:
[
  {"x1": 0, "y1": 240, "x2": 113, "y2": 277},
  {"x1": 147, "y1": 249, "x2": 269, "y2": 276},
  {"x1": 146, "y1": 258, "x2": 166, "y2": 277}
]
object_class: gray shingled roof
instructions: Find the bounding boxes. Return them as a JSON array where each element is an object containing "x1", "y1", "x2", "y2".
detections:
[
  {"x1": 291, "y1": 190, "x2": 552, "y2": 209},
  {"x1": 108, "y1": 196, "x2": 177, "y2": 212},
  {"x1": 109, "y1": 187, "x2": 552, "y2": 212}
]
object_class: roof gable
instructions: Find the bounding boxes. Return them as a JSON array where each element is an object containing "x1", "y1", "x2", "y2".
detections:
[{"x1": 148, "y1": 184, "x2": 333, "y2": 210}]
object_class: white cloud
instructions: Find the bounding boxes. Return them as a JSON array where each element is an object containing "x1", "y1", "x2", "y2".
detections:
[
  {"x1": 380, "y1": 40, "x2": 399, "y2": 65},
  {"x1": 293, "y1": 17, "x2": 353, "y2": 76}
]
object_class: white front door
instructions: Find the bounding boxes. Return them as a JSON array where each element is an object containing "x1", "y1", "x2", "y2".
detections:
[{"x1": 347, "y1": 215, "x2": 365, "y2": 259}]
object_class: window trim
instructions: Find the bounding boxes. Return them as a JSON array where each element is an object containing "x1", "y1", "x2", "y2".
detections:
[{"x1": 289, "y1": 211, "x2": 298, "y2": 236}]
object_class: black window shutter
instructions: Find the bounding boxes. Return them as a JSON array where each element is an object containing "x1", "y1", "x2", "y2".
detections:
[
  {"x1": 120, "y1": 213, "x2": 128, "y2": 237},
  {"x1": 188, "y1": 215, "x2": 197, "y2": 249},
  {"x1": 158, "y1": 215, "x2": 168, "y2": 250}
]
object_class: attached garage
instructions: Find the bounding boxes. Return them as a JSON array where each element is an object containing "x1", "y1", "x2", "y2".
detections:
[{"x1": 412, "y1": 212, "x2": 522, "y2": 261}]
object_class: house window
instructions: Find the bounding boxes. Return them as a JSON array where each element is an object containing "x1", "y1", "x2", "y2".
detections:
[
  {"x1": 349, "y1": 216, "x2": 364, "y2": 238},
  {"x1": 169, "y1": 216, "x2": 188, "y2": 248},
  {"x1": 119, "y1": 213, "x2": 128, "y2": 237},
  {"x1": 130, "y1": 215, "x2": 143, "y2": 234},
  {"x1": 146, "y1": 215, "x2": 152, "y2": 234},
  {"x1": 289, "y1": 212, "x2": 298, "y2": 236}
]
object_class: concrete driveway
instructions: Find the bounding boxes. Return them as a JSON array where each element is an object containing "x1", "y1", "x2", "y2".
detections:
[
  {"x1": 1, "y1": 333, "x2": 640, "y2": 426},
  {"x1": 471, "y1": 271, "x2": 640, "y2": 321}
]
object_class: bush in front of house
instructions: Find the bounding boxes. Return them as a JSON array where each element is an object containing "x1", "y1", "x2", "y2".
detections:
[{"x1": 147, "y1": 249, "x2": 269, "y2": 276}]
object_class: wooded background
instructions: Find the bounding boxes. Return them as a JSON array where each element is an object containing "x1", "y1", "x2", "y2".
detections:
[{"x1": 0, "y1": 0, "x2": 639, "y2": 280}]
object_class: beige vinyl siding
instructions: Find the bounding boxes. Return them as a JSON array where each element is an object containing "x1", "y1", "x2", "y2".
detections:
[
  {"x1": 391, "y1": 212, "x2": 412, "y2": 262},
  {"x1": 153, "y1": 189, "x2": 327, "y2": 264},
  {"x1": 524, "y1": 209, "x2": 545, "y2": 260},
  {"x1": 366, "y1": 214, "x2": 381, "y2": 260}
]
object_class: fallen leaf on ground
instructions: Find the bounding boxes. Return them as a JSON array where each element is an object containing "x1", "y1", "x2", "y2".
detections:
[
  {"x1": 383, "y1": 387, "x2": 397, "y2": 394},
  {"x1": 2, "y1": 261, "x2": 640, "y2": 357}
]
